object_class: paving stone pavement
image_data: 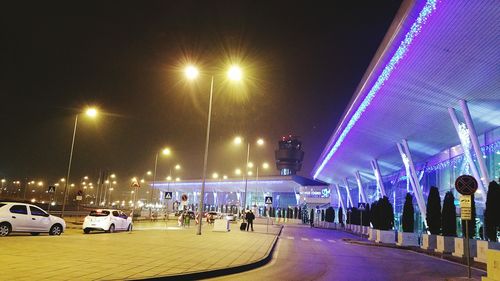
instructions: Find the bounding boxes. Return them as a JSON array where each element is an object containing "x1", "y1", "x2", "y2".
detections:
[{"x1": 1, "y1": 221, "x2": 281, "y2": 281}]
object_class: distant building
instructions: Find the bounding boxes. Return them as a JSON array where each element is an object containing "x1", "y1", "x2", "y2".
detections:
[{"x1": 275, "y1": 135, "x2": 304, "y2": 176}]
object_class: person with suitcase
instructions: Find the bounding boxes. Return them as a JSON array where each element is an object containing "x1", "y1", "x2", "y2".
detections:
[
  {"x1": 240, "y1": 219, "x2": 247, "y2": 231},
  {"x1": 245, "y1": 210, "x2": 255, "y2": 231}
]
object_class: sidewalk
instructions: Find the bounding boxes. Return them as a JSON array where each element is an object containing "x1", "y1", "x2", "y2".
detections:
[{"x1": 1, "y1": 221, "x2": 282, "y2": 281}]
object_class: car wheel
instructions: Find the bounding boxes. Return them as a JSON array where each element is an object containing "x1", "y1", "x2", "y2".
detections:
[
  {"x1": 127, "y1": 224, "x2": 132, "y2": 232},
  {"x1": 49, "y1": 224, "x2": 63, "y2": 236},
  {"x1": 108, "y1": 224, "x2": 115, "y2": 233},
  {"x1": 0, "y1": 223, "x2": 11, "y2": 237},
  {"x1": 83, "y1": 228, "x2": 91, "y2": 234},
  {"x1": 30, "y1": 232, "x2": 40, "y2": 236}
]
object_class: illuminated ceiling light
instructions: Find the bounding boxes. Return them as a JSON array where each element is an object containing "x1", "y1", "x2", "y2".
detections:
[{"x1": 313, "y1": 0, "x2": 438, "y2": 179}]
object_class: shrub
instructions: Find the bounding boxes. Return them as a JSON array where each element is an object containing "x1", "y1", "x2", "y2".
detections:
[
  {"x1": 338, "y1": 207, "x2": 344, "y2": 226},
  {"x1": 379, "y1": 196, "x2": 394, "y2": 230},
  {"x1": 370, "y1": 200, "x2": 379, "y2": 229},
  {"x1": 426, "y1": 186, "x2": 442, "y2": 234},
  {"x1": 310, "y1": 208, "x2": 315, "y2": 224},
  {"x1": 325, "y1": 207, "x2": 335, "y2": 223},
  {"x1": 402, "y1": 193, "x2": 414, "y2": 233},
  {"x1": 442, "y1": 191, "x2": 457, "y2": 237},
  {"x1": 362, "y1": 203, "x2": 371, "y2": 227},
  {"x1": 461, "y1": 194, "x2": 476, "y2": 238},
  {"x1": 321, "y1": 209, "x2": 325, "y2": 221},
  {"x1": 485, "y1": 181, "x2": 499, "y2": 242}
]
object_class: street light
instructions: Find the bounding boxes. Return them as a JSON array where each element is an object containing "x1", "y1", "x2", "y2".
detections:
[
  {"x1": 151, "y1": 147, "x2": 172, "y2": 205},
  {"x1": 185, "y1": 64, "x2": 243, "y2": 235},
  {"x1": 61, "y1": 107, "x2": 98, "y2": 218},
  {"x1": 234, "y1": 137, "x2": 265, "y2": 211}
]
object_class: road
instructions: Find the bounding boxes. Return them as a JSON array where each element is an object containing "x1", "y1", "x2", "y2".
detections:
[{"x1": 211, "y1": 225, "x2": 486, "y2": 281}]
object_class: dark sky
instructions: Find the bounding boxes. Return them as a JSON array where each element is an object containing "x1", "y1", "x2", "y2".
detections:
[{"x1": 0, "y1": 0, "x2": 402, "y2": 186}]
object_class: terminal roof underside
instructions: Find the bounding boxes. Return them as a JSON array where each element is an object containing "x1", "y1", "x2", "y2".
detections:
[
  {"x1": 153, "y1": 176, "x2": 328, "y2": 193},
  {"x1": 314, "y1": 1, "x2": 500, "y2": 184}
]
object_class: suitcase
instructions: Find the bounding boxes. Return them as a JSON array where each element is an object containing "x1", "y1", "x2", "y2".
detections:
[{"x1": 240, "y1": 222, "x2": 247, "y2": 230}]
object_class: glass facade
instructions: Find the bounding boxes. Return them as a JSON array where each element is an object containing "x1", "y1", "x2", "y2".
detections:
[{"x1": 343, "y1": 127, "x2": 499, "y2": 237}]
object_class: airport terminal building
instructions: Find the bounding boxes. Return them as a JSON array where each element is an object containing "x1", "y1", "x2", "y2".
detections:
[{"x1": 312, "y1": 0, "x2": 499, "y2": 233}]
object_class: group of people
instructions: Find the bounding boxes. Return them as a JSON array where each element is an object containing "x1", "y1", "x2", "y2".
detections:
[{"x1": 243, "y1": 209, "x2": 255, "y2": 231}]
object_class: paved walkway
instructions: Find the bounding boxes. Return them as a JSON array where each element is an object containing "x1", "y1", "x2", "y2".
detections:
[
  {"x1": 211, "y1": 225, "x2": 486, "y2": 281},
  {"x1": 1, "y1": 221, "x2": 280, "y2": 280}
]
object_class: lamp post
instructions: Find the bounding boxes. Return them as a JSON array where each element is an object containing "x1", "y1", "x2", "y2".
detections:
[
  {"x1": 61, "y1": 107, "x2": 98, "y2": 218},
  {"x1": 185, "y1": 64, "x2": 243, "y2": 235},
  {"x1": 234, "y1": 137, "x2": 264, "y2": 213}
]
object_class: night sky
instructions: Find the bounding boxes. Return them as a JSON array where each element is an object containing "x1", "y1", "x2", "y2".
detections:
[{"x1": 0, "y1": 1, "x2": 402, "y2": 187}]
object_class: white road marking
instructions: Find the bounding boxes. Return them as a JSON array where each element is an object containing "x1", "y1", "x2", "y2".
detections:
[
  {"x1": 313, "y1": 238, "x2": 322, "y2": 242},
  {"x1": 301, "y1": 238, "x2": 309, "y2": 241},
  {"x1": 327, "y1": 239, "x2": 336, "y2": 243},
  {"x1": 286, "y1": 236, "x2": 294, "y2": 240}
]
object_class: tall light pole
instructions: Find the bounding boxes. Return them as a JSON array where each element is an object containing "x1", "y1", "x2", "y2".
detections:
[
  {"x1": 185, "y1": 64, "x2": 243, "y2": 235},
  {"x1": 234, "y1": 137, "x2": 264, "y2": 212},
  {"x1": 61, "y1": 107, "x2": 98, "y2": 218}
]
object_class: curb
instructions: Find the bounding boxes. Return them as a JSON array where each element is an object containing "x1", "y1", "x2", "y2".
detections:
[
  {"x1": 342, "y1": 236, "x2": 487, "y2": 271},
  {"x1": 138, "y1": 225, "x2": 284, "y2": 281}
]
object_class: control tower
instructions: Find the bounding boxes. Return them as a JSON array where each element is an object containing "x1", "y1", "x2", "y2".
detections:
[{"x1": 275, "y1": 135, "x2": 304, "y2": 175}]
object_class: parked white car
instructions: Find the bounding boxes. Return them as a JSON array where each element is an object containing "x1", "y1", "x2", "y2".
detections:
[
  {"x1": 0, "y1": 202, "x2": 66, "y2": 236},
  {"x1": 83, "y1": 209, "x2": 133, "y2": 234}
]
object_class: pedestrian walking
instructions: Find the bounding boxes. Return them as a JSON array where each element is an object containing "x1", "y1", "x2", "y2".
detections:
[{"x1": 245, "y1": 210, "x2": 255, "y2": 231}]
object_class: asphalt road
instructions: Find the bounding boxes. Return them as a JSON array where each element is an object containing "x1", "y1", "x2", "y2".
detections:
[{"x1": 210, "y1": 225, "x2": 486, "y2": 281}]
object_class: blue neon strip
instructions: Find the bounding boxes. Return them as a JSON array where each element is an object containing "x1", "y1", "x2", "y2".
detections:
[{"x1": 314, "y1": 0, "x2": 437, "y2": 179}]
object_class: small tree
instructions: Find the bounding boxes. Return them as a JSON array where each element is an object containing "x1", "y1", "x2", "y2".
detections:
[
  {"x1": 363, "y1": 203, "x2": 371, "y2": 227},
  {"x1": 402, "y1": 193, "x2": 414, "y2": 233},
  {"x1": 426, "y1": 186, "x2": 442, "y2": 234},
  {"x1": 370, "y1": 200, "x2": 379, "y2": 229},
  {"x1": 485, "y1": 181, "x2": 499, "y2": 242},
  {"x1": 378, "y1": 196, "x2": 394, "y2": 230},
  {"x1": 325, "y1": 207, "x2": 335, "y2": 223},
  {"x1": 338, "y1": 207, "x2": 344, "y2": 226},
  {"x1": 294, "y1": 207, "x2": 298, "y2": 219},
  {"x1": 462, "y1": 194, "x2": 476, "y2": 238},
  {"x1": 298, "y1": 206, "x2": 302, "y2": 220},
  {"x1": 321, "y1": 209, "x2": 325, "y2": 221},
  {"x1": 442, "y1": 191, "x2": 457, "y2": 237},
  {"x1": 310, "y1": 209, "x2": 315, "y2": 225}
]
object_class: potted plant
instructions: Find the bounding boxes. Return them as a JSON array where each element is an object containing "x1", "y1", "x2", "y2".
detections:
[
  {"x1": 475, "y1": 181, "x2": 500, "y2": 263},
  {"x1": 435, "y1": 190, "x2": 456, "y2": 254},
  {"x1": 397, "y1": 193, "x2": 418, "y2": 246},
  {"x1": 374, "y1": 196, "x2": 395, "y2": 244},
  {"x1": 325, "y1": 207, "x2": 335, "y2": 229},
  {"x1": 422, "y1": 186, "x2": 441, "y2": 251},
  {"x1": 338, "y1": 207, "x2": 344, "y2": 229}
]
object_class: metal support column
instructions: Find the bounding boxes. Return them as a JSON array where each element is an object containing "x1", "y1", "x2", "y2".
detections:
[
  {"x1": 343, "y1": 179, "x2": 354, "y2": 208},
  {"x1": 335, "y1": 184, "x2": 346, "y2": 222},
  {"x1": 370, "y1": 159, "x2": 386, "y2": 197},
  {"x1": 459, "y1": 100, "x2": 490, "y2": 188},
  {"x1": 449, "y1": 107, "x2": 487, "y2": 201},
  {"x1": 398, "y1": 141, "x2": 427, "y2": 226},
  {"x1": 355, "y1": 171, "x2": 368, "y2": 203}
]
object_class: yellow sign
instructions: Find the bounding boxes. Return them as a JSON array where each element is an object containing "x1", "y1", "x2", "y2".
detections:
[
  {"x1": 460, "y1": 195, "x2": 472, "y2": 208},
  {"x1": 461, "y1": 207, "x2": 472, "y2": 220}
]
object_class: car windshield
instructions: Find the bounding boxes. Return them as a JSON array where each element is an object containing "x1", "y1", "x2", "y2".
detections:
[{"x1": 89, "y1": 210, "x2": 110, "y2": 217}]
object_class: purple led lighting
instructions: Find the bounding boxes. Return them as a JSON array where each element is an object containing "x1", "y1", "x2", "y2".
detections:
[{"x1": 313, "y1": 0, "x2": 438, "y2": 180}]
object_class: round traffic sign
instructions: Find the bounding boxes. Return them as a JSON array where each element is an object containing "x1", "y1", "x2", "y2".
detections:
[{"x1": 455, "y1": 175, "x2": 478, "y2": 195}]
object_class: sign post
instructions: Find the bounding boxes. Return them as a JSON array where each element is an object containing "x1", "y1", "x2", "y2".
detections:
[
  {"x1": 455, "y1": 175, "x2": 478, "y2": 279},
  {"x1": 47, "y1": 186, "x2": 56, "y2": 212},
  {"x1": 265, "y1": 196, "x2": 273, "y2": 233},
  {"x1": 131, "y1": 180, "x2": 140, "y2": 223},
  {"x1": 164, "y1": 192, "x2": 173, "y2": 226}
]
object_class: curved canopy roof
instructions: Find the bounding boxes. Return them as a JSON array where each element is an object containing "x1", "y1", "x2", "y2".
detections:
[{"x1": 313, "y1": 0, "x2": 500, "y2": 184}]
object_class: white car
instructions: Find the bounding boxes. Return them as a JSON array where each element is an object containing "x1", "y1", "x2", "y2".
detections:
[
  {"x1": 0, "y1": 202, "x2": 66, "y2": 236},
  {"x1": 83, "y1": 209, "x2": 133, "y2": 234}
]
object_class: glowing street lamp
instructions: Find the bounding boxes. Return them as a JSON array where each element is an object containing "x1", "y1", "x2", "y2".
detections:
[
  {"x1": 61, "y1": 107, "x2": 99, "y2": 218},
  {"x1": 185, "y1": 63, "x2": 244, "y2": 235}
]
